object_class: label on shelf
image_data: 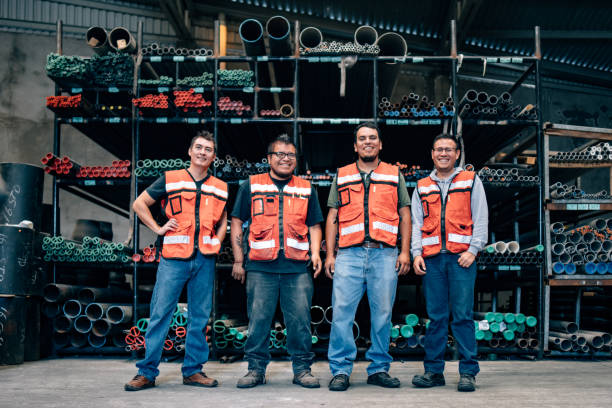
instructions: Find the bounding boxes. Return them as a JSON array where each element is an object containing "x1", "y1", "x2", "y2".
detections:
[
  {"x1": 193, "y1": 87, "x2": 204, "y2": 93},
  {"x1": 173, "y1": 56, "x2": 185, "y2": 62},
  {"x1": 511, "y1": 57, "x2": 524, "y2": 63},
  {"x1": 566, "y1": 204, "x2": 578, "y2": 210},
  {"x1": 156, "y1": 117, "x2": 168, "y2": 123},
  {"x1": 499, "y1": 57, "x2": 512, "y2": 63},
  {"x1": 84, "y1": 180, "x2": 96, "y2": 186},
  {"x1": 577, "y1": 204, "x2": 589, "y2": 210},
  {"x1": 107, "y1": 117, "x2": 120, "y2": 123},
  {"x1": 320, "y1": 57, "x2": 340, "y2": 62},
  {"x1": 195, "y1": 56, "x2": 207, "y2": 62},
  {"x1": 311, "y1": 118, "x2": 324, "y2": 124},
  {"x1": 486, "y1": 57, "x2": 498, "y2": 63},
  {"x1": 71, "y1": 117, "x2": 84, "y2": 123},
  {"x1": 257, "y1": 56, "x2": 269, "y2": 62},
  {"x1": 330, "y1": 119, "x2": 342, "y2": 124},
  {"x1": 347, "y1": 119, "x2": 360, "y2": 124},
  {"x1": 270, "y1": 87, "x2": 282, "y2": 93},
  {"x1": 588, "y1": 204, "x2": 601, "y2": 210},
  {"x1": 242, "y1": 87, "x2": 254, "y2": 93},
  {"x1": 477, "y1": 120, "x2": 497, "y2": 125},
  {"x1": 394, "y1": 57, "x2": 406, "y2": 63},
  {"x1": 307, "y1": 57, "x2": 320, "y2": 63},
  {"x1": 230, "y1": 118, "x2": 242, "y2": 124},
  {"x1": 411, "y1": 57, "x2": 424, "y2": 63},
  {"x1": 158, "y1": 87, "x2": 169, "y2": 92},
  {"x1": 71, "y1": 87, "x2": 82, "y2": 93},
  {"x1": 187, "y1": 118, "x2": 199, "y2": 124},
  {"x1": 108, "y1": 87, "x2": 119, "y2": 93},
  {"x1": 150, "y1": 56, "x2": 162, "y2": 62}
]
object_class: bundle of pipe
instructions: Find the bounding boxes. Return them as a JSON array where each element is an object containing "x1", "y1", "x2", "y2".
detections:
[
  {"x1": 173, "y1": 89, "x2": 213, "y2": 115},
  {"x1": 550, "y1": 220, "x2": 612, "y2": 274},
  {"x1": 400, "y1": 165, "x2": 431, "y2": 182},
  {"x1": 132, "y1": 244, "x2": 160, "y2": 263},
  {"x1": 134, "y1": 159, "x2": 190, "y2": 178},
  {"x1": 259, "y1": 104, "x2": 293, "y2": 118},
  {"x1": 549, "y1": 182, "x2": 611, "y2": 200},
  {"x1": 478, "y1": 248, "x2": 544, "y2": 265},
  {"x1": 478, "y1": 167, "x2": 540, "y2": 184},
  {"x1": 217, "y1": 69, "x2": 255, "y2": 88},
  {"x1": 300, "y1": 41, "x2": 380, "y2": 56},
  {"x1": 549, "y1": 320, "x2": 612, "y2": 353},
  {"x1": 457, "y1": 90, "x2": 537, "y2": 120},
  {"x1": 310, "y1": 306, "x2": 359, "y2": 345},
  {"x1": 139, "y1": 75, "x2": 174, "y2": 86},
  {"x1": 216, "y1": 96, "x2": 253, "y2": 117},
  {"x1": 298, "y1": 170, "x2": 334, "y2": 182},
  {"x1": 213, "y1": 155, "x2": 270, "y2": 181},
  {"x1": 390, "y1": 314, "x2": 428, "y2": 350},
  {"x1": 41, "y1": 154, "x2": 81, "y2": 177},
  {"x1": 141, "y1": 42, "x2": 213, "y2": 57},
  {"x1": 41, "y1": 154, "x2": 131, "y2": 178},
  {"x1": 176, "y1": 72, "x2": 213, "y2": 87},
  {"x1": 378, "y1": 95, "x2": 455, "y2": 119},
  {"x1": 550, "y1": 142, "x2": 612, "y2": 163},
  {"x1": 47, "y1": 51, "x2": 133, "y2": 87},
  {"x1": 42, "y1": 236, "x2": 132, "y2": 263},
  {"x1": 132, "y1": 93, "x2": 170, "y2": 109},
  {"x1": 45, "y1": 94, "x2": 94, "y2": 117},
  {"x1": 475, "y1": 312, "x2": 538, "y2": 349}
]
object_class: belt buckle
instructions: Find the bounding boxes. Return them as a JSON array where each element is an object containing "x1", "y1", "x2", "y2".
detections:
[{"x1": 362, "y1": 241, "x2": 381, "y2": 249}]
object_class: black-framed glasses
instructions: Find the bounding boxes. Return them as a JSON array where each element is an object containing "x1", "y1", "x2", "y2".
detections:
[
  {"x1": 268, "y1": 151, "x2": 297, "y2": 160},
  {"x1": 432, "y1": 147, "x2": 456, "y2": 153}
]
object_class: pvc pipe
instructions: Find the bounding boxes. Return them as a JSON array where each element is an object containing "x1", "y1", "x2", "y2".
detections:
[
  {"x1": 584, "y1": 262, "x2": 597, "y2": 274},
  {"x1": 354, "y1": 25, "x2": 378, "y2": 46},
  {"x1": 299, "y1": 27, "x2": 323, "y2": 49},
  {"x1": 507, "y1": 241, "x2": 520, "y2": 254},
  {"x1": 564, "y1": 263, "x2": 576, "y2": 274},
  {"x1": 310, "y1": 305, "x2": 325, "y2": 325}
]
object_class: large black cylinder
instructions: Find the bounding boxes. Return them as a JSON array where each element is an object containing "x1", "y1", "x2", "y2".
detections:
[
  {"x1": 0, "y1": 225, "x2": 45, "y2": 296},
  {"x1": 0, "y1": 295, "x2": 26, "y2": 365},
  {"x1": 0, "y1": 163, "x2": 44, "y2": 229},
  {"x1": 24, "y1": 296, "x2": 40, "y2": 361}
]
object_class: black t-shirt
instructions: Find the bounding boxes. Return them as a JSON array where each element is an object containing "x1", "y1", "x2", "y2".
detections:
[{"x1": 231, "y1": 175, "x2": 323, "y2": 274}]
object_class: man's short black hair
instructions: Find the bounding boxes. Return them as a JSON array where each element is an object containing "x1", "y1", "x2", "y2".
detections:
[
  {"x1": 354, "y1": 122, "x2": 380, "y2": 143},
  {"x1": 432, "y1": 133, "x2": 459, "y2": 150},
  {"x1": 190, "y1": 130, "x2": 215, "y2": 151},
  {"x1": 267, "y1": 133, "x2": 297, "y2": 154}
]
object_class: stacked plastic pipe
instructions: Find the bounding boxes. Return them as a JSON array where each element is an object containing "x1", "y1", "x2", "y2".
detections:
[
  {"x1": 550, "y1": 182, "x2": 611, "y2": 200},
  {"x1": 45, "y1": 94, "x2": 94, "y2": 117},
  {"x1": 378, "y1": 95, "x2": 455, "y2": 118},
  {"x1": 213, "y1": 317, "x2": 249, "y2": 351},
  {"x1": 475, "y1": 312, "x2": 539, "y2": 349},
  {"x1": 42, "y1": 236, "x2": 132, "y2": 263},
  {"x1": 478, "y1": 167, "x2": 540, "y2": 185},
  {"x1": 214, "y1": 155, "x2": 270, "y2": 180},
  {"x1": 478, "y1": 241, "x2": 544, "y2": 265},
  {"x1": 300, "y1": 41, "x2": 380, "y2": 56},
  {"x1": 138, "y1": 76, "x2": 174, "y2": 86},
  {"x1": 389, "y1": 314, "x2": 428, "y2": 351},
  {"x1": 217, "y1": 96, "x2": 253, "y2": 117},
  {"x1": 299, "y1": 170, "x2": 334, "y2": 182},
  {"x1": 550, "y1": 142, "x2": 612, "y2": 163},
  {"x1": 41, "y1": 154, "x2": 131, "y2": 178},
  {"x1": 310, "y1": 306, "x2": 361, "y2": 347},
  {"x1": 43, "y1": 283, "x2": 139, "y2": 352},
  {"x1": 132, "y1": 93, "x2": 170, "y2": 109},
  {"x1": 141, "y1": 43, "x2": 213, "y2": 56},
  {"x1": 131, "y1": 244, "x2": 160, "y2": 264},
  {"x1": 134, "y1": 159, "x2": 190, "y2": 178},
  {"x1": 217, "y1": 69, "x2": 255, "y2": 87},
  {"x1": 176, "y1": 72, "x2": 213, "y2": 87},
  {"x1": 259, "y1": 104, "x2": 294, "y2": 118},
  {"x1": 549, "y1": 320, "x2": 612, "y2": 353},
  {"x1": 173, "y1": 89, "x2": 213, "y2": 114},
  {"x1": 457, "y1": 90, "x2": 537, "y2": 120},
  {"x1": 550, "y1": 219, "x2": 612, "y2": 275}
]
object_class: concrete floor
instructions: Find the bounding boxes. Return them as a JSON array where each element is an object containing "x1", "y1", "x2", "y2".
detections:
[{"x1": 1, "y1": 358, "x2": 612, "y2": 407}]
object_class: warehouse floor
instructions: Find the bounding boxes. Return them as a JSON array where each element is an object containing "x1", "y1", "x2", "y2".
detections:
[{"x1": 1, "y1": 358, "x2": 611, "y2": 407}]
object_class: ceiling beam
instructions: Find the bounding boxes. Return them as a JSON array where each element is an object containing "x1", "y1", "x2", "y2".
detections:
[
  {"x1": 457, "y1": 0, "x2": 485, "y2": 45},
  {"x1": 158, "y1": 0, "x2": 196, "y2": 46},
  {"x1": 437, "y1": 0, "x2": 457, "y2": 55},
  {"x1": 468, "y1": 30, "x2": 612, "y2": 40}
]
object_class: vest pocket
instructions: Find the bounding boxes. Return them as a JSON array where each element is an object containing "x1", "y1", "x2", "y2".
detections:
[{"x1": 250, "y1": 223, "x2": 275, "y2": 240}]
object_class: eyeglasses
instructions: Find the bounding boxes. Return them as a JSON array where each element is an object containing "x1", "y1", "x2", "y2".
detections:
[
  {"x1": 433, "y1": 147, "x2": 456, "y2": 153},
  {"x1": 268, "y1": 151, "x2": 297, "y2": 160}
]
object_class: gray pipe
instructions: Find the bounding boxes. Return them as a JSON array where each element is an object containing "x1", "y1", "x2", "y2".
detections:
[
  {"x1": 583, "y1": 232, "x2": 595, "y2": 244},
  {"x1": 70, "y1": 332, "x2": 88, "y2": 348},
  {"x1": 240, "y1": 19, "x2": 266, "y2": 55},
  {"x1": 589, "y1": 218, "x2": 606, "y2": 230},
  {"x1": 375, "y1": 32, "x2": 407, "y2": 57},
  {"x1": 109, "y1": 27, "x2": 136, "y2": 53},
  {"x1": 552, "y1": 243, "x2": 565, "y2": 256},
  {"x1": 549, "y1": 331, "x2": 577, "y2": 341},
  {"x1": 88, "y1": 333, "x2": 106, "y2": 348},
  {"x1": 53, "y1": 315, "x2": 73, "y2": 333},
  {"x1": 310, "y1": 305, "x2": 325, "y2": 325},
  {"x1": 577, "y1": 330, "x2": 612, "y2": 345},
  {"x1": 354, "y1": 25, "x2": 378, "y2": 46},
  {"x1": 63, "y1": 299, "x2": 82, "y2": 319},
  {"x1": 580, "y1": 333, "x2": 604, "y2": 349},
  {"x1": 86, "y1": 26, "x2": 111, "y2": 55},
  {"x1": 43, "y1": 283, "x2": 81, "y2": 303},
  {"x1": 74, "y1": 315, "x2": 93, "y2": 334},
  {"x1": 92, "y1": 319, "x2": 112, "y2": 337},
  {"x1": 549, "y1": 336, "x2": 572, "y2": 351},
  {"x1": 550, "y1": 222, "x2": 565, "y2": 234},
  {"x1": 589, "y1": 240, "x2": 602, "y2": 252},
  {"x1": 299, "y1": 27, "x2": 323, "y2": 49},
  {"x1": 266, "y1": 16, "x2": 292, "y2": 56},
  {"x1": 324, "y1": 305, "x2": 333, "y2": 324},
  {"x1": 550, "y1": 320, "x2": 578, "y2": 334}
]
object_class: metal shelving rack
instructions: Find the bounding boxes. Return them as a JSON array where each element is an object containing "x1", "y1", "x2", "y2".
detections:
[
  {"x1": 542, "y1": 123, "x2": 612, "y2": 356},
  {"x1": 47, "y1": 19, "x2": 547, "y2": 357}
]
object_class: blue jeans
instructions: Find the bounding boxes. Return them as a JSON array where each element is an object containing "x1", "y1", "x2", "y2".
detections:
[
  {"x1": 423, "y1": 253, "x2": 479, "y2": 376},
  {"x1": 244, "y1": 271, "x2": 314, "y2": 375},
  {"x1": 328, "y1": 246, "x2": 398, "y2": 376},
  {"x1": 136, "y1": 252, "x2": 215, "y2": 380}
]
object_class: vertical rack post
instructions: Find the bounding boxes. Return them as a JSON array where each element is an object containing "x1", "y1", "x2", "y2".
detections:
[
  {"x1": 450, "y1": 20, "x2": 458, "y2": 139},
  {"x1": 52, "y1": 20, "x2": 63, "y2": 283}
]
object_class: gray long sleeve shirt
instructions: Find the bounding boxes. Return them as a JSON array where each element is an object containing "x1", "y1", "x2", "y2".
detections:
[{"x1": 411, "y1": 167, "x2": 488, "y2": 257}]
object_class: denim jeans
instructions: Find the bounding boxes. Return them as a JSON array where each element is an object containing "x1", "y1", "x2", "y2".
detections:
[
  {"x1": 244, "y1": 271, "x2": 314, "y2": 375},
  {"x1": 423, "y1": 253, "x2": 479, "y2": 376},
  {"x1": 136, "y1": 251, "x2": 215, "y2": 380},
  {"x1": 328, "y1": 246, "x2": 398, "y2": 376}
]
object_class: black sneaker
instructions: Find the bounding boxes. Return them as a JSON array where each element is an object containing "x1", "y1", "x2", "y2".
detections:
[
  {"x1": 328, "y1": 374, "x2": 350, "y2": 391},
  {"x1": 457, "y1": 374, "x2": 476, "y2": 392},
  {"x1": 236, "y1": 370, "x2": 266, "y2": 388},
  {"x1": 367, "y1": 372, "x2": 400, "y2": 388},
  {"x1": 412, "y1": 372, "x2": 445, "y2": 388}
]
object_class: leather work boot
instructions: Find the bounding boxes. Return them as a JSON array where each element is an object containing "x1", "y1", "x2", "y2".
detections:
[
  {"x1": 367, "y1": 372, "x2": 400, "y2": 388},
  {"x1": 124, "y1": 375, "x2": 155, "y2": 391},
  {"x1": 292, "y1": 370, "x2": 320, "y2": 388},
  {"x1": 328, "y1": 374, "x2": 350, "y2": 391},
  {"x1": 412, "y1": 372, "x2": 446, "y2": 388},
  {"x1": 183, "y1": 372, "x2": 219, "y2": 387},
  {"x1": 457, "y1": 374, "x2": 476, "y2": 392},
  {"x1": 236, "y1": 370, "x2": 266, "y2": 388}
]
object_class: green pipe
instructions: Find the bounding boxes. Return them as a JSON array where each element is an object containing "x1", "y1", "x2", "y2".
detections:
[
  {"x1": 515, "y1": 313, "x2": 526, "y2": 324},
  {"x1": 137, "y1": 318, "x2": 149, "y2": 332},
  {"x1": 390, "y1": 325, "x2": 400, "y2": 339},
  {"x1": 489, "y1": 322, "x2": 501, "y2": 333},
  {"x1": 484, "y1": 330, "x2": 493, "y2": 341},
  {"x1": 494, "y1": 312, "x2": 504, "y2": 323},
  {"x1": 525, "y1": 316, "x2": 537, "y2": 327},
  {"x1": 403, "y1": 314, "x2": 419, "y2": 326},
  {"x1": 311, "y1": 335, "x2": 318, "y2": 344},
  {"x1": 504, "y1": 313, "x2": 515, "y2": 323},
  {"x1": 516, "y1": 323, "x2": 526, "y2": 333},
  {"x1": 503, "y1": 330, "x2": 515, "y2": 341},
  {"x1": 400, "y1": 325, "x2": 414, "y2": 338},
  {"x1": 475, "y1": 330, "x2": 486, "y2": 341}
]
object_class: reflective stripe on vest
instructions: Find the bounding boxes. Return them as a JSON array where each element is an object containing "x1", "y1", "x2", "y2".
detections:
[
  {"x1": 336, "y1": 161, "x2": 400, "y2": 248},
  {"x1": 161, "y1": 169, "x2": 227, "y2": 259},
  {"x1": 417, "y1": 170, "x2": 475, "y2": 257},
  {"x1": 248, "y1": 173, "x2": 312, "y2": 261}
]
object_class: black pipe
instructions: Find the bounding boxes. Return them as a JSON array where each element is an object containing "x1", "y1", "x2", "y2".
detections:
[
  {"x1": 109, "y1": 27, "x2": 136, "y2": 53},
  {"x1": 86, "y1": 26, "x2": 110, "y2": 55},
  {"x1": 299, "y1": 27, "x2": 323, "y2": 49},
  {"x1": 240, "y1": 19, "x2": 266, "y2": 55},
  {"x1": 266, "y1": 16, "x2": 292, "y2": 56}
]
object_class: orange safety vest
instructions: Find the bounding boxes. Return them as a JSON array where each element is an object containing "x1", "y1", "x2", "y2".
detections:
[
  {"x1": 336, "y1": 161, "x2": 400, "y2": 248},
  {"x1": 160, "y1": 169, "x2": 227, "y2": 259},
  {"x1": 248, "y1": 173, "x2": 312, "y2": 261},
  {"x1": 417, "y1": 170, "x2": 475, "y2": 257}
]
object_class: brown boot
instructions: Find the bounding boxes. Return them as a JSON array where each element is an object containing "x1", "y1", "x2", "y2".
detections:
[
  {"x1": 124, "y1": 375, "x2": 155, "y2": 391},
  {"x1": 183, "y1": 372, "x2": 219, "y2": 388}
]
